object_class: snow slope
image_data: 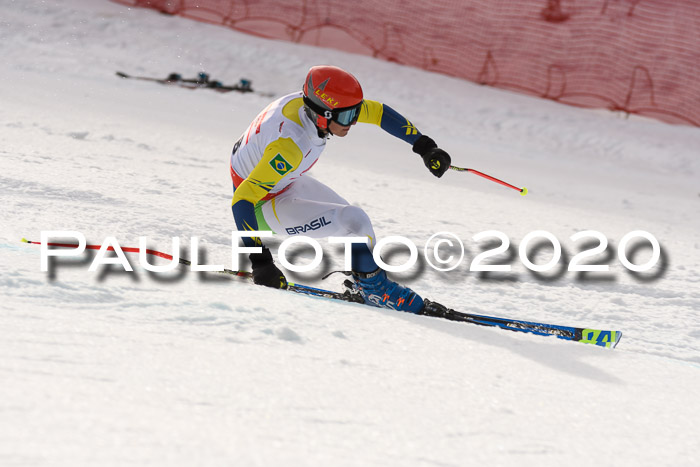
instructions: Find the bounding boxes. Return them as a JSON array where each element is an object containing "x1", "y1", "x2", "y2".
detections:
[{"x1": 1, "y1": 1, "x2": 700, "y2": 466}]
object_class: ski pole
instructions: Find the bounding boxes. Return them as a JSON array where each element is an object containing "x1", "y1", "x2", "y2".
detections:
[
  {"x1": 449, "y1": 165, "x2": 528, "y2": 196},
  {"x1": 21, "y1": 238, "x2": 342, "y2": 295},
  {"x1": 20, "y1": 238, "x2": 252, "y2": 278}
]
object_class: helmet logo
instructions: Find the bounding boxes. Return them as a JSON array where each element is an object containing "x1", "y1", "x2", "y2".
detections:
[
  {"x1": 315, "y1": 77, "x2": 329, "y2": 91},
  {"x1": 308, "y1": 75, "x2": 339, "y2": 108},
  {"x1": 315, "y1": 89, "x2": 339, "y2": 108}
]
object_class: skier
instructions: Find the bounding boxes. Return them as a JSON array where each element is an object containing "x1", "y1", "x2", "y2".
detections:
[{"x1": 230, "y1": 65, "x2": 451, "y2": 314}]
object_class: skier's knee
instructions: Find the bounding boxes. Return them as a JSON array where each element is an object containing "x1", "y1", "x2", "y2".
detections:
[{"x1": 338, "y1": 205, "x2": 373, "y2": 237}]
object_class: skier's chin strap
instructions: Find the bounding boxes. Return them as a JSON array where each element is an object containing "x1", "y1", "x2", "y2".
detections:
[{"x1": 303, "y1": 99, "x2": 333, "y2": 138}]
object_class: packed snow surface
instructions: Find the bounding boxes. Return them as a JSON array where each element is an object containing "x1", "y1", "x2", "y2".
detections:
[{"x1": 1, "y1": 1, "x2": 700, "y2": 466}]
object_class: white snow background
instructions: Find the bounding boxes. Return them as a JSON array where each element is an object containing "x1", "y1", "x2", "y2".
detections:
[{"x1": 2, "y1": 1, "x2": 700, "y2": 466}]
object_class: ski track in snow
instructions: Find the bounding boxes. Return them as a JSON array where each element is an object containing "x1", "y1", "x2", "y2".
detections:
[{"x1": 1, "y1": 1, "x2": 700, "y2": 466}]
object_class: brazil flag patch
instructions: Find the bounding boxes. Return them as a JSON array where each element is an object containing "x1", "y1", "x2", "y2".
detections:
[{"x1": 269, "y1": 153, "x2": 293, "y2": 176}]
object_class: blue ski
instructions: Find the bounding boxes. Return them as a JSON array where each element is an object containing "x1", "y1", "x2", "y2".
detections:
[
  {"x1": 286, "y1": 282, "x2": 622, "y2": 349},
  {"x1": 22, "y1": 239, "x2": 622, "y2": 349}
]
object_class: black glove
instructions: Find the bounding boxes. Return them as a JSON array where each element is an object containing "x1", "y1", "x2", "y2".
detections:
[
  {"x1": 249, "y1": 247, "x2": 288, "y2": 289},
  {"x1": 412, "y1": 135, "x2": 451, "y2": 178}
]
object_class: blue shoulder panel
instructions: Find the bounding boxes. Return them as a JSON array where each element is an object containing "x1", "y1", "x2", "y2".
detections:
[{"x1": 379, "y1": 104, "x2": 422, "y2": 145}]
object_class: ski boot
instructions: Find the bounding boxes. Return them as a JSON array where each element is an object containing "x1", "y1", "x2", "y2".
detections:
[
  {"x1": 348, "y1": 268, "x2": 425, "y2": 313},
  {"x1": 341, "y1": 274, "x2": 455, "y2": 318},
  {"x1": 342, "y1": 276, "x2": 458, "y2": 319}
]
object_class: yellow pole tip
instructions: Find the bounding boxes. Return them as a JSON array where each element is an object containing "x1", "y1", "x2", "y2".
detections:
[
  {"x1": 21, "y1": 237, "x2": 29, "y2": 243},
  {"x1": 520, "y1": 187, "x2": 528, "y2": 196}
]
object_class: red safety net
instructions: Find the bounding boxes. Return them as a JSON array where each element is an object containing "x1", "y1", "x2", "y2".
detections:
[{"x1": 111, "y1": 0, "x2": 700, "y2": 127}]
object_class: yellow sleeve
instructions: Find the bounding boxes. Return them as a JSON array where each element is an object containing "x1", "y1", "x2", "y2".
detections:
[
  {"x1": 357, "y1": 99, "x2": 384, "y2": 126},
  {"x1": 232, "y1": 137, "x2": 304, "y2": 205}
]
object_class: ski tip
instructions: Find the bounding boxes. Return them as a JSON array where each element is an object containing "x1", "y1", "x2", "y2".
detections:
[
  {"x1": 579, "y1": 328, "x2": 623, "y2": 348},
  {"x1": 611, "y1": 330, "x2": 623, "y2": 349}
]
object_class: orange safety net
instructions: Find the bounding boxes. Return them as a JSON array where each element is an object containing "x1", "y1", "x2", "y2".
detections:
[{"x1": 111, "y1": 0, "x2": 700, "y2": 127}]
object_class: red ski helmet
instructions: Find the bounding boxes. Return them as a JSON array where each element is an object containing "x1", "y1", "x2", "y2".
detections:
[{"x1": 302, "y1": 65, "x2": 364, "y2": 130}]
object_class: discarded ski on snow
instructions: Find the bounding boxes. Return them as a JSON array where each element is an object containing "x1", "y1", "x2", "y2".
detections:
[{"x1": 115, "y1": 71, "x2": 275, "y2": 96}]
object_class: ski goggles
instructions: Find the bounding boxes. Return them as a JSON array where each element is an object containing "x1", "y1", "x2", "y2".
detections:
[{"x1": 333, "y1": 102, "x2": 363, "y2": 126}]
